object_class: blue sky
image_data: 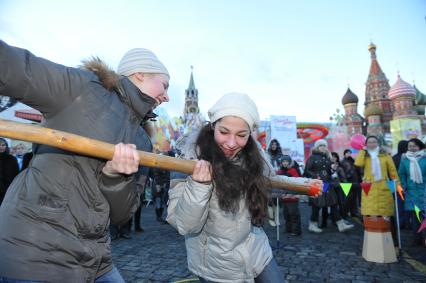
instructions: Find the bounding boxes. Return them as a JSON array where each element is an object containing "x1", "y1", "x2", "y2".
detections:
[{"x1": 1, "y1": 0, "x2": 425, "y2": 122}]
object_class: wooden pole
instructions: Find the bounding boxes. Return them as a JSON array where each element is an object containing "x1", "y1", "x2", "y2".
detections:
[{"x1": 0, "y1": 119, "x2": 316, "y2": 195}]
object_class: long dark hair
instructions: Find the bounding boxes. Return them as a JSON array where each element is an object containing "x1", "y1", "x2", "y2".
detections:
[
  {"x1": 195, "y1": 122, "x2": 268, "y2": 226},
  {"x1": 0, "y1": 138, "x2": 10, "y2": 154},
  {"x1": 267, "y1": 138, "x2": 282, "y2": 156},
  {"x1": 331, "y1": 152, "x2": 340, "y2": 165}
]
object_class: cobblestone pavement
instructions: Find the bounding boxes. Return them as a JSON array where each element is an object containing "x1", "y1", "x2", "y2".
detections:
[{"x1": 112, "y1": 202, "x2": 426, "y2": 283}]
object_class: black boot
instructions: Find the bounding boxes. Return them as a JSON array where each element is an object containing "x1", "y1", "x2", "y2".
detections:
[
  {"x1": 156, "y1": 208, "x2": 163, "y2": 222},
  {"x1": 320, "y1": 209, "x2": 328, "y2": 228}
]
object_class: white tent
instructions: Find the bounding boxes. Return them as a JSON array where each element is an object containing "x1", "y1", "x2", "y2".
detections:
[{"x1": 0, "y1": 102, "x2": 36, "y2": 124}]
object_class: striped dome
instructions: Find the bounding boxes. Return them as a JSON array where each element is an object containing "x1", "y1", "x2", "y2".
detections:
[{"x1": 388, "y1": 75, "x2": 415, "y2": 100}]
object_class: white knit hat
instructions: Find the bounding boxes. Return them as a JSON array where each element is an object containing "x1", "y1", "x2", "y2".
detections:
[
  {"x1": 208, "y1": 92, "x2": 260, "y2": 131},
  {"x1": 117, "y1": 48, "x2": 169, "y2": 77},
  {"x1": 314, "y1": 139, "x2": 328, "y2": 149}
]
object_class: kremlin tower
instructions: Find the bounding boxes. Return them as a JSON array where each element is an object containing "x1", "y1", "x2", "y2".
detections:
[
  {"x1": 184, "y1": 66, "x2": 200, "y2": 122},
  {"x1": 183, "y1": 66, "x2": 204, "y2": 133}
]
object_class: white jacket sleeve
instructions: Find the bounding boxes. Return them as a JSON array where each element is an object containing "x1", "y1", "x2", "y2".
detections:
[{"x1": 166, "y1": 177, "x2": 213, "y2": 235}]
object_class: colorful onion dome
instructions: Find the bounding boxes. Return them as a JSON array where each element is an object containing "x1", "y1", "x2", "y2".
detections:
[
  {"x1": 368, "y1": 42, "x2": 377, "y2": 51},
  {"x1": 342, "y1": 87, "x2": 359, "y2": 105},
  {"x1": 388, "y1": 74, "x2": 415, "y2": 100},
  {"x1": 364, "y1": 104, "x2": 383, "y2": 118}
]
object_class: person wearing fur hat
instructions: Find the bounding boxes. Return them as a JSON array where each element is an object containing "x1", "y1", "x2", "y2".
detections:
[
  {"x1": 304, "y1": 139, "x2": 354, "y2": 233},
  {"x1": 0, "y1": 40, "x2": 170, "y2": 282},
  {"x1": 167, "y1": 93, "x2": 321, "y2": 282}
]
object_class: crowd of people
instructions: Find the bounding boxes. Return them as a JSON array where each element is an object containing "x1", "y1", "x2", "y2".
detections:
[
  {"x1": 0, "y1": 38, "x2": 424, "y2": 282},
  {"x1": 261, "y1": 135, "x2": 426, "y2": 250}
]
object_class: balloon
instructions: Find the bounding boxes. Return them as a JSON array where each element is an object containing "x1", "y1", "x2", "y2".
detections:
[{"x1": 350, "y1": 134, "x2": 366, "y2": 150}]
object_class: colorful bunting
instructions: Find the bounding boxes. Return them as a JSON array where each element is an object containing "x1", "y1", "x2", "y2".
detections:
[
  {"x1": 414, "y1": 205, "x2": 422, "y2": 223},
  {"x1": 418, "y1": 218, "x2": 426, "y2": 233},
  {"x1": 361, "y1": 182, "x2": 372, "y2": 195},
  {"x1": 322, "y1": 182, "x2": 330, "y2": 193},
  {"x1": 340, "y1": 183, "x2": 352, "y2": 197},
  {"x1": 386, "y1": 180, "x2": 396, "y2": 193}
]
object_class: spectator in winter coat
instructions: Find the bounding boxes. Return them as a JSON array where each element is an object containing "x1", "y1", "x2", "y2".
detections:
[
  {"x1": 276, "y1": 155, "x2": 302, "y2": 236},
  {"x1": 398, "y1": 138, "x2": 426, "y2": 246},
  {"x1": 331, "y1": 151, "x2": 352, "y2": 223},
  {"x1": 340, "y1": 149, "x2": 361, "y2": 218},
  {"x1": 151, "y1": 155, "x2": 171, "y2": 223},
  {"x1": 0, "y1": 40, "x2": 170, "y2": 282},
  {"x1": 304, "y1": 139, "x2": 354, "y2": 233},
  {"x1": 355, "y1": 136, "x2": 399, "y2": 217},
  {"x1": 0, "y1": 138, "x2": 19, "y2": 206},
  {"x1": 393, "y1": 140, "x2": 409, "y2": 228},
  {"x1": 266, "y1": 139, "x2": 284, "y2": 227}
]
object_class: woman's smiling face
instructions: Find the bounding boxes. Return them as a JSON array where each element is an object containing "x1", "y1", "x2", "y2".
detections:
[{"x1": 213, "y1": 116, "x2": 250, "y2": 159}]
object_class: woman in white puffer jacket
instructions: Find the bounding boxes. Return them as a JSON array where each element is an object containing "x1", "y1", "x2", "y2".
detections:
[{"x1": 167, "y1": 93, "x2": 320, "y2": 283}]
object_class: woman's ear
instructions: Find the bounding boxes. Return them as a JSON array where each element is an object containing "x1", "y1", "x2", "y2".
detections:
[{"x1": 134, "y1": 72, "x2": 145, "y2": 82}]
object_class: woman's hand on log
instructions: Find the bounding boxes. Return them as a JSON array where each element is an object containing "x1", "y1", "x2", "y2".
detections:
[
  {"x1": 102, "y1": 143, "x2": 140, "y2": 176},
  {"x1": 191, "y1": 160, "x2": 212, "y2": 184}
]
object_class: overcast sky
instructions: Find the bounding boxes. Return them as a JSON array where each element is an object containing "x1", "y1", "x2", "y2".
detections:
[{"x1": 1, "y1": 0, "x2": 425, "y2": 122}]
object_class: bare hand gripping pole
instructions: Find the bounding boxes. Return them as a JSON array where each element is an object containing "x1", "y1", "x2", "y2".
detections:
[{"x1": 0, "y1": 119, "x2": 319, "y2": 195}]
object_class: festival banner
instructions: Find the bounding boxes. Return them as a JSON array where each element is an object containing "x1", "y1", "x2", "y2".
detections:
[{"x1": 270, "y1": 115, "x2": 297, "y2": 142}]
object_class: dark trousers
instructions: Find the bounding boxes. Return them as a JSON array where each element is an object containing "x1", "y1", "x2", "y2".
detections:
[
  {"x1": 410, "y1": 210, "x2": 425, "y2": 241},
  {"x1": 283, "y1": 201, "x2": 301, "y2": 234},
  {"x1": 397, "y1": 195, "x2": 410, "y2": 228},
  {"x1": 335, "y1": 185, "x2": 347, "y2": 219},
  {"x1": 311, "y1": 205, "x2": 341, "y2": 223},
  {"x1": 134, "y1": 195, "x2": 143, "y2": 229},
  {"x1": 343, "y1": 183, "x2": 360, "y2": 217}
]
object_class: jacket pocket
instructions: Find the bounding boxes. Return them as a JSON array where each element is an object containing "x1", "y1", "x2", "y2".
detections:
[{"x1": 36, "y1": 195, "x2": 68, "y2": 224}]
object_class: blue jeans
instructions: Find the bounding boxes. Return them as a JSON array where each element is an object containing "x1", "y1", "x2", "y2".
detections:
[
  {"x1": 95, "y1": 266, "x2": 125, "y2": 283},
  {"x1": 0, "y1": 266, "x2": 124, "y2": 283},
  {"x1": 199, "y1": 257, "x2": 286, "y2": 283},
  {"x1": 255, "y1": 257, "x2": 286, "y2": 283}
]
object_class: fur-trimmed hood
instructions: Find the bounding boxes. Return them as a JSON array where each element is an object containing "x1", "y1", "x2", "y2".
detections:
[
  {"x1": 80, "y1": 57, "x2": 120, "y2": 91},
  {"x1": 80, "y1": 57, "x2": 157, "y2": 122}
]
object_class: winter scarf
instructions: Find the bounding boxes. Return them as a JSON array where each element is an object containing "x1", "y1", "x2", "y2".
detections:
[
  {"x1": 367, "y1": 147, "x2": 382, "y2": 181},
  {"x1": 405, "y1": 151, "x2": 424, "y2": 184}
]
